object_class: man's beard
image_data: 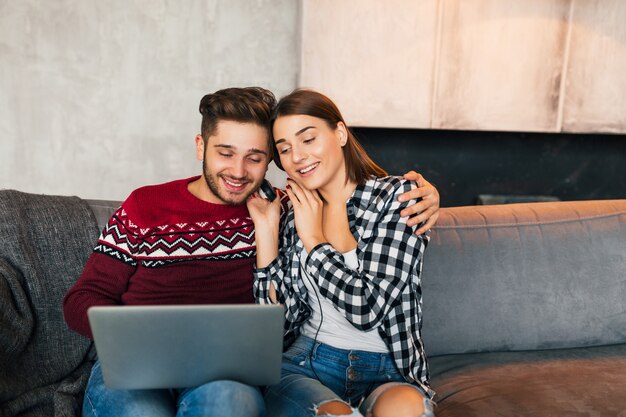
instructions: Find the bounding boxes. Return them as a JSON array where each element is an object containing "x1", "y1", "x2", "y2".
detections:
[{"x1": 203, "y1": 159, "x2": 257, "y2": 206}]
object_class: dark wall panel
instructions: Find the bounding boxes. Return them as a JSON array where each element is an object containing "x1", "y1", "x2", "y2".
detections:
[{"x1": 353, "y1": 128, "x2": 626, "y2": 207}]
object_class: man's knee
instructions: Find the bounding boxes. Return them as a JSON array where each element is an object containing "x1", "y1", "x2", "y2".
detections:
[
  {"x1": 190, "y1": 379, "x2": 261, "y2": 402},
  {"x1": 179, "y1": 380, "x2": 265, "y2": 417},
  {"x1": 371, "y1": 385, "x2": 425, "y2": 417}
]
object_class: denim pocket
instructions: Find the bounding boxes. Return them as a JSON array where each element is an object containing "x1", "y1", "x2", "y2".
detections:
[
  {"x1": 382, "y1": 358, "x2": 404, "y2": 381},
  {"x1": 283, "y1": 345, "x2": 309, "y2": 366}
]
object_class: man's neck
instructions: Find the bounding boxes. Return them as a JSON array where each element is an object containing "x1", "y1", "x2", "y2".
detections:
[{"x1": 187, "y1": 176, "x2": 228, "y2": 205}]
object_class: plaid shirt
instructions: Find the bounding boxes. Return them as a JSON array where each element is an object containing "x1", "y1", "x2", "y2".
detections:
[{"x1": 254, "y1": 176, "x2": 432, "y2": 397}]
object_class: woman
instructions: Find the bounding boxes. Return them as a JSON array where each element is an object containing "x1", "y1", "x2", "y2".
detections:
[{"x1": 247, "y1": 89, "x2": 435, "y2": 417}]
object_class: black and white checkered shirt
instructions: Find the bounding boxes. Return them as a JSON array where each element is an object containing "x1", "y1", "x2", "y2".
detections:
[{"x1": 254, "y1": 176, "x2": 432, "y2": 397}]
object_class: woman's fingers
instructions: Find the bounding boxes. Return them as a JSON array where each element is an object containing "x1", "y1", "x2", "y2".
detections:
[
  {"x1": 286, "y1": 178, "x2": 311, "y2": 206},
  {"x1": 285, "y1": 185, "x2": 298, "y2": 204},
  {"x1": 287, "y1": 178, "x2": 322, "y2": 208}
]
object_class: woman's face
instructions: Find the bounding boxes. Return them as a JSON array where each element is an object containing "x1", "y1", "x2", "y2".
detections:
[{"x1": 273, "y1": 114, "x2": 346, "y2": 191}]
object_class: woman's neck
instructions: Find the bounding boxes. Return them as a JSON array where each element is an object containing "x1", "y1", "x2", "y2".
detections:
[{"x1": 318, "y1": 175, "x2": 357, "y2": 206}]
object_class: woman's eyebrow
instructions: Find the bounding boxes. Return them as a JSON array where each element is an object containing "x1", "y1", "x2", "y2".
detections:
[
  {"x1": 275, "y1": 126, "x2": 315, "y2": 145},
  {"x1": 295, "y1": 126, "x2": 315, "y2": 136}
]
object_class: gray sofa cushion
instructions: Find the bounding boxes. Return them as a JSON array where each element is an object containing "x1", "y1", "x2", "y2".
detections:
[
  {"x1": 0, "y1": 190, "x2": 98, "y2": 417},
  {"x1": 83, "y1": 199, "x2": 121, "y2": 231},
  {"x1": 422, "y1": 200, "x2": 626, "y2": 356}
]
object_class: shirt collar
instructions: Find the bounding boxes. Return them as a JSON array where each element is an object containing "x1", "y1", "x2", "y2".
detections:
[{"x1": 347, "y1": 177, "x2": 376, "y2": 212}]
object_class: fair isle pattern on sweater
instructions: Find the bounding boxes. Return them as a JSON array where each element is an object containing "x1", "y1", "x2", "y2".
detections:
[{"x1": 95, "y1": 207, "x2": 256, "y2": 268}]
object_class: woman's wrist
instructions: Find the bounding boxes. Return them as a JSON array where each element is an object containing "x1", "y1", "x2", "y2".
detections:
[
  {"x1": 255, "y1": 225, "x2": 280, "y2": 268},
  {"x1": 302, "y1": 234, "x2": 327, "y2": 253}
]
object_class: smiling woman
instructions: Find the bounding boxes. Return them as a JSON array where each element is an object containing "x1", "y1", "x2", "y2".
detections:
[
  {"x1": 246, "y1": 89, "x2": 436, "y2": 417},
  {"x1": 273, "y1": 114, "x2": 348, "y2": 196}
]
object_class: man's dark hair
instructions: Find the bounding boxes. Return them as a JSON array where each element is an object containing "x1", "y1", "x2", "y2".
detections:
[{"x1": 199, "y1": 87, "x2": 276, "y2": 147}]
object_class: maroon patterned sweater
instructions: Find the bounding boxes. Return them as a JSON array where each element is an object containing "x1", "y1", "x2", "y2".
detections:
[{"x1": 63, "y1": 176, "x2": 257, "y2": 339}]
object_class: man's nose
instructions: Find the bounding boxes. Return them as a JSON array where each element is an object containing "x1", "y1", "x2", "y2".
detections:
[{"x1": 231, "y1": 158, "x2": 246, "y2": 178}]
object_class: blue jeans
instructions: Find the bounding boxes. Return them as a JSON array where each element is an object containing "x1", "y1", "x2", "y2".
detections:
[
  {"x1": 264, "y1": 336, "x2": 435, "y2": 417},
  {"x1": 83, "y1": 360, "x2": 266, "y2": 417}
]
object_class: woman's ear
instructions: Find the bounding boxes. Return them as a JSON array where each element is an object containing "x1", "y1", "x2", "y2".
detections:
[{"x1": 336, "y1": 122, "x2": 348, "y2": 147}]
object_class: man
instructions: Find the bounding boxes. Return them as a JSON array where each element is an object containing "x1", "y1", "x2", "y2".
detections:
[{"x1": 63, "y1": 87, "x2": 440, "y2": 417}]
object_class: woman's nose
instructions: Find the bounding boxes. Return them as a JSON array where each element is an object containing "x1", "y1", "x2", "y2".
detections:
[{"x1": 291, "y1": 147, "x2": 307, "y2": 164}]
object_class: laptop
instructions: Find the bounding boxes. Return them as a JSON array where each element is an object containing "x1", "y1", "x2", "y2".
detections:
[{"x1": 87, "y1": 304, "x2": 285, "y2": 390}]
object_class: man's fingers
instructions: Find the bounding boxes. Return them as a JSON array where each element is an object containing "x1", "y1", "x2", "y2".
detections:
[
  {"x1": 402, "y1": 170, "x2": 425, "y2": 186},
  {"x1": 399, "y1": 187, "x2": 423, "y2": 203},
  {"x1": 406, "y1": 205, "x2": 434, "y2": 227},
  {"x1": 400, "y1": 197, "x2": 431, "y2": 217},
  {"x1": 413, "y1": 212, "x2": 439, "y2": 236},
  {"x1": 398, "y1": 183, "x2": 436, "y2": 203}
]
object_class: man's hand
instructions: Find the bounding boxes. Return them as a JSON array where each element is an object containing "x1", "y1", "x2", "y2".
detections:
[{"x1": 398, "y1": 171, "x2": 440, "y2": 235}]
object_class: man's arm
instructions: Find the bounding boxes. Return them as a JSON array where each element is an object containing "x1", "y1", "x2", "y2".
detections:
[
  {"x1": 398, "y1": 171, "x2": 440, "y2": 235},
  {"x1": 63, "y1": 206, "x2": 138, "y2": 339},
  {"x1": 63, "y1": 252, "x2": 134, "y2": 339}
]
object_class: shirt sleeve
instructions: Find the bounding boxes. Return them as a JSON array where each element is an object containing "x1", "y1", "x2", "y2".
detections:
[
  {"x1": 253, "y1": 193, "x2": 304, "y2": 325},
  {"x1": 253, "y1": 192, "x2": 293, "y2": 303},
  {"x1": 304, "y1": 179, "x2": 429, "y2": 331},
  {"x1": 63, "y1": 205, "x2": 139, "y2": 339}
]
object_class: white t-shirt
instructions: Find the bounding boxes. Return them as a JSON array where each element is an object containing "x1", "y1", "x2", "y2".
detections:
[{"x1": 300, "y1": 248, "x2": 388, "y2": 352}]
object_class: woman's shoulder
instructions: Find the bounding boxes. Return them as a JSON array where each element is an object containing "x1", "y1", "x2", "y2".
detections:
[{"x1": 362, "y1": 175, "x2": 415, "y2": 204}]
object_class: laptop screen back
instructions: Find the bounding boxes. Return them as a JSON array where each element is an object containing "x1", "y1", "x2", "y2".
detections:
[{"x1": 88, "y1": 304, "x2": 285, "y2": 389}]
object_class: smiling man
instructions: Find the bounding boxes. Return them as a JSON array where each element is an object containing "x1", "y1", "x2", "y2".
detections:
[
  {"x1": 63, "y1": 87, "x2": 441, "y2": 417},
  {"x1": 190, "y1": 120, "x2": 270, "y2": 205}
]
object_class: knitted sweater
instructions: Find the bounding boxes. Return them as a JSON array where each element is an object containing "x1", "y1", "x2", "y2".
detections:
[{"x1": 63, "y1": 176, "x2": 257, "y2": 339}]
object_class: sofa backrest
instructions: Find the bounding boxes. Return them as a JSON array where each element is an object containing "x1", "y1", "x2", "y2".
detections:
[
  {"x1": 84, "y1": 199, "x2": 626, "y2": 358},
  {"x1": 84, "y1": 199, "x2": 121, "y2": 230},
  {"x1": 421, "y1": 199, "x2": 626, "y2": 357},
  {"x1": 0, "y1": 191, "x2": 99, "y2": 416}
]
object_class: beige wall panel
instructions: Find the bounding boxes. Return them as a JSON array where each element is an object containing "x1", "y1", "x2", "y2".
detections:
[
  {"x1": 433, "y1": 0, "x2": 571, "y2": 131},
  {"x1": 562, "y1": 0, "x2": 626, "y2": 133},
  {"x1": 300, "y1": 0, "x2": 438, "y2": 128}
]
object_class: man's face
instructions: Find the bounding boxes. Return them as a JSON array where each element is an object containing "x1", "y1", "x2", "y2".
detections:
[{"x1": 196, "y1": 120, "x2": 270, "y2": 205}]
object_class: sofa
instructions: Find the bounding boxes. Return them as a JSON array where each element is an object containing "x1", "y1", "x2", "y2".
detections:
[
  {"x1": 422, "y1": 199, "x2": 626, "y2": 416},
  {"x1": 1, "y1": 189, "x2": 625, "y2": 417}
]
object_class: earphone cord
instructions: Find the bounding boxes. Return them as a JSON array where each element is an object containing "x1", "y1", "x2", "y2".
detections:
[{"x1": 303, "y1": 270, "x2": 324, "y2": 382}]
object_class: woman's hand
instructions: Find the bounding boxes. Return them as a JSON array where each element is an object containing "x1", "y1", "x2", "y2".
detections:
[
  {"x1": 246, "y1": 191, "x2": 281, "y2": 268},
  {"x1": 398, "y1": 171, "x2": 440, "y2": 235},
  {"x1": 246, "y1": 190, "x2": 281, "y2": 228},
  {"x1": 285, "y1": 179, "x2": 327, "y2": 252}
]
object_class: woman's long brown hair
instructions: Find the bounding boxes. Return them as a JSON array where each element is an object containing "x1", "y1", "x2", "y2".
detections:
[{"x1": 271, "y1": 89, "x2": 387, "y2": 185}]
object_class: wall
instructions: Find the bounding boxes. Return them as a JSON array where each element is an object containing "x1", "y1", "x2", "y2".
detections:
[
  {"x1": 301, "y1": 0, "x2": 626, "y2": 133},
  {"x1": 0, "y1": 0, "x2": 297, "y2": 200},
  {"x1": 2, "y1": 1, "x2": 624, "y2": 202}
]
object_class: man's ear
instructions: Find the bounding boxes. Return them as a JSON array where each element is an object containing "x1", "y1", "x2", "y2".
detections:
[
  {"x1": 195, "y1": 134, "x2": 205, "y2": 161},
  {"x1": 336, "y1": 122, "x2": 348, "y2": 147}
]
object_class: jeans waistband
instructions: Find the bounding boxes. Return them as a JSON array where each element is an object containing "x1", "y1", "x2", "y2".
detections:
[{"x1": 292, "y1": 336, "x2": 396, "y2": 370}]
